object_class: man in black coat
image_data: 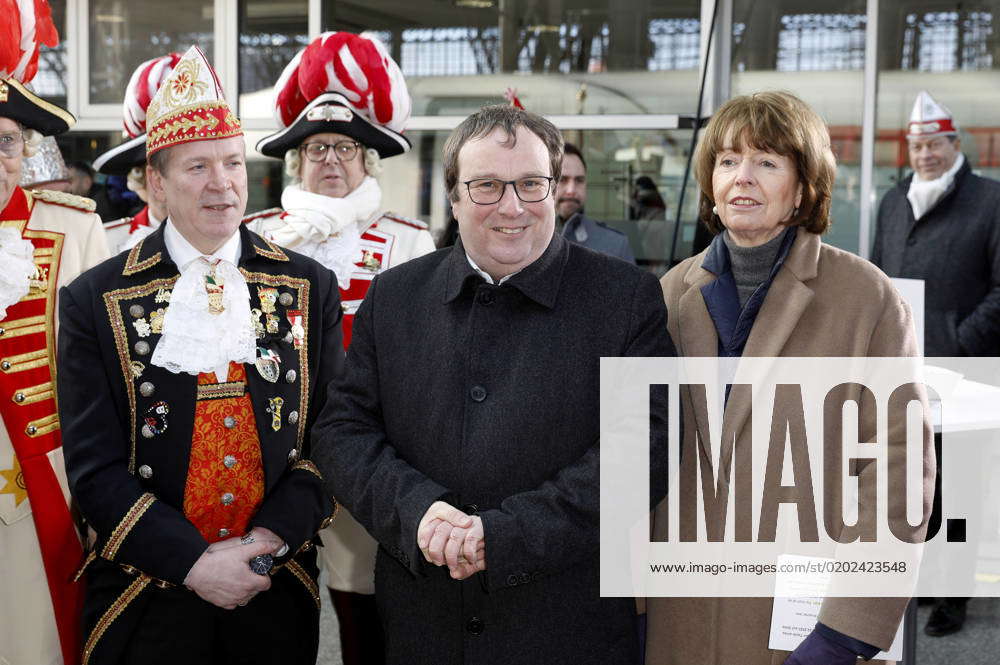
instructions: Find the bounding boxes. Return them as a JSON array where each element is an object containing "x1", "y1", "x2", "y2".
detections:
[
  {"x1": 871, "y1": 90, "x2": 1000, "y2": 637},
  {"x1": 312, "y1": 104, "x2": 673, "y2": 664},
  {"x1": 56, "y1": 46, "x2": 342, "y2": 664}
]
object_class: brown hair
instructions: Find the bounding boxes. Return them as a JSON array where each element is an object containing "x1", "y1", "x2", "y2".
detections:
[
  {"x1": 694, "y1": 91, "x2": 836, "y2": 235},
  {"x1": 443, "y1": 104, "x2": 563, "y2": 202}
]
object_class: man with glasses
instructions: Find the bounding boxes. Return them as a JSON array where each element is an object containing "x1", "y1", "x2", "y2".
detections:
[
  {"x1": 0, "y1": 5, "x2": 110, "y2": 663},
  {"x1": 246, "y1": 32, "x2": 434, "y2": 665},
  {"x1": 312, "y1": 103, "x2": 674, "y2": 664}
]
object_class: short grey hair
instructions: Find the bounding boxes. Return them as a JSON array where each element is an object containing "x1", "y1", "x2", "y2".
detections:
[{"x1": 443, "y1": 104, "x2": 563, "y2": 202}]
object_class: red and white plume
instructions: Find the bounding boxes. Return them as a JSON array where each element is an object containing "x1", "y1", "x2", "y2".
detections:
[
  {"x1": 123, "y1": 52, "x2": 182, "y2": 138},
  {"x1": 0, "y1": 0, "x2": 59, "y2": 84},
  {"x1": 273, "y1": 31, "x2": 410, "y2": 132},
  {"x1": 503, "y1": 87, "x2": 524, "y2": 109}
]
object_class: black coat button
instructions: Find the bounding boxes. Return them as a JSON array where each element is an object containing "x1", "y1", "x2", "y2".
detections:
[
  {"x1": 478, "y1": 290, "x2": 495, "y2": 305},
  {"x1": 519, "y1": 572, "x2": 530, "y2": 584},
  {"x1": 470, "y1": 385, "x2": 487, "y2": 402},
  {"x1": 466, "y1": 616, "x2": 485, "y2": 634},
  {"x1": 506, "y1": 574, "x2": 518, "y2": 586}
]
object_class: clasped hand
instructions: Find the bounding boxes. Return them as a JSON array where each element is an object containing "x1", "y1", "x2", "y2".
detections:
[
  {"x1": 417, "y1": 501, "x2": 486, "y2": 580},
  {"x1": 183, "y1": 527, "x2": 285, "y2": 609}
]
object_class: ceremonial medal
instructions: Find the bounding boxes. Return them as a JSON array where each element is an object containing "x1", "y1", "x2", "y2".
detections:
[
  {"x1": 286, "y1": 310, "x2": 305, "y2": 349},
  {"x1": 267, "y1": 397, "x2": 284, "y2": 432},
  {"x1": 143, "y1": 401, "x2": 170, "y2": 436},
  {"x1": 361, "y1": 249, "x2": 381, "y2": 272},
  {"x1": 205, "y1": 263, "x2": 225, "y2": 315},
  {"x1": 28, "y1": 265, "x2": 48, "y2": 294},
  {"x1": 255, "y1": 347, "x2": 281, "y2": 383},
  {"x1": 258, "y1": 287, "x2": 278, "y2": 314},
  {"x1": 129, "y1": 361, "x2": 145, "y2": 379},
  {"x1": 133, "y1": 318, "x2": 152, "y2": 337},
  {"x1": 250, "y1": 308, "x2": 266, "y2": 339},
  {"x1": 149, "y1": 308, "x2": 166, "y2": 334},
  {"x1": 265, "y1": 314, "x2": 280, "y2": 334},
  {"x1": 154, "y1": 288, "x2": 172, "y2": 303}
]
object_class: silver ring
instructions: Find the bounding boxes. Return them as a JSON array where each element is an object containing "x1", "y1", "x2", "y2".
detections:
[
  {"x1": 240, "y1": 533, "x2": 255, "y2": 545},
  {"x1": 238, "y1": 600, "x2": 248, "y2": 606}
]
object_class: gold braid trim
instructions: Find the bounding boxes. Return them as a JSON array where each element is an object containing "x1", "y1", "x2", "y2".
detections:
[
  {"x1": 284, "y1": 559, "x2": 320, "y2": 609},
  {"x1": 102, "y1": 493, "x2": 156, "y2": 560},
  {"x1": 291, "y1": 459, "x2": 322, "y2": 480},
  {"x1": 82, "y1": 575, "x2": 151, "y2": 665}
]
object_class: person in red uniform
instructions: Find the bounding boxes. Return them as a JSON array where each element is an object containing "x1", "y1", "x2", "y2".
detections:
[
  {"x1": 244, "y1": 31, "x2": 434, "y2": 664},
  {"x1": 57, "y1": 46, "x2": 342, "y2": 665},
  {"x1": 0, "y1": 3, "x2": 111, "y2": 663},
  {"x1": 94, "y1": 53, "x2": 181, "y2": 254}
]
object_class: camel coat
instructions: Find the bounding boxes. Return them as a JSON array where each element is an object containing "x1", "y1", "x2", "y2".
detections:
[{"x1": 646, "y1": 229, "x2": 935, "y2": 665}]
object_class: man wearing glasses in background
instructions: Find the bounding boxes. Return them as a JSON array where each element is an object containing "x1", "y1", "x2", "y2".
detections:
[
  {"x1": 246, "y1": 32, "x2": 434, "y2": 665},
  {"x1": 312, "y1": 103, "x2": 674, "y2": 664}
]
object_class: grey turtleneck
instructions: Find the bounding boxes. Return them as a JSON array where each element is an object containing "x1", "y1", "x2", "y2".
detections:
[{"x1": 722, "y1": 229, "x2": 786, "y2": 307}]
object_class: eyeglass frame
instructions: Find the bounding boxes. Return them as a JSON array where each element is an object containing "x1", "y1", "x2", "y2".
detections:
[
  {"x1": 0, "y1": 131, "x2": 25, "y2": 159},
  {"x1": 299, "y1": 139, "x2": 362, "y2": 163},
  {"x1": 461, "y1": 176, "x2": 555, "y2": 205}
]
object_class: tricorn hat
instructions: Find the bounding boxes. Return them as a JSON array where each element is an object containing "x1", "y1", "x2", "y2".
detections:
[
  {"x1": 907, "y1": 91, "x2": 958, "y2": 140},
  {"x1": 93, "y1": 52, "x2": 182, "y2": 175},
  {"x1": 0, "y1": 0, "x2": 75, "y2": 136},
  {"x1": 257, "y1": 32, "x2": 411, "y2": 159},
  {"x1": 145, "y1": 46, "x2": 242, "y2": 158}
]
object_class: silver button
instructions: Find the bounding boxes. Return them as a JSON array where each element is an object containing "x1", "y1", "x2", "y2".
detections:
[
  {"x1": 1, "y1": 361, "x2": 10, "y2": 370},
  {"x1": 141, "y1": 424, "x2": 154, "y2": 438},
  {"x1": 287, "y1": 410, "x2": 299, "y2": 425},
  {"x1": 285, "y1": 369, "x2": 297, "y2": 384},
  {"x1": 278, "y1": 292, "x2": 294, "y2": 307},
  {"x1": 223, "y1": 454, "x2": 237, "y2": 468},
  {"x1": 14, "y1": 392, "x2": 25, "y2": 403},
  {"x1": 138, "y1": 465, "x2": 153, "y2": 479},
  {"x1": 139, "y1": 382, "x2": 155, "y2": 397},
  {"x1": 129, "y1": 304, "x2": 145, "y2": 318},
  {"x1": 0, "y1": 328, "x2": 5, "y2": 336},
  {"x1": 218, "y1": 528, "x2": 230, "y2": 538},
  {"x1": 134, "y1": 341, "x2": 151, "y2": 355},
  {"x1": 221, "y1": 492, "x2": 235, "y2": 505},
  {"x1": 26, "y1": 425, "x2": 36, "y2": 435},
  {"x1": 223, "y1": 416, "x2": 237, "y2": 429},
  {"x1": 287, "y1": 448, "x2": 300, "y2": 463}
]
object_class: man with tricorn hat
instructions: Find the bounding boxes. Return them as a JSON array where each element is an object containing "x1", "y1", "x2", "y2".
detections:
[
  {"x1": 57, "y1": 45, "x2": 343, "y2": 664},
  {"x1": 246, "y1": 31, "x2": 434, "y2": 663},
  {"x1": 0, "y1": 2, "x2": 110, "y2": 663},
  {"x1": 872, "y1": 90, "x2": 1000, "y2": 636},
  {"x1": 94, "y1": 53, "x2": 181, "y2": 254}
]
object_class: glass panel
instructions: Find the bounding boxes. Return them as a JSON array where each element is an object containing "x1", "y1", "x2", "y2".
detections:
[
  {"x1": 730, "y1": 0, "x2": 868, "y2": 255},
  {"x1": 321, "y1": 0, "x2": 702, "y2": 116},
  {"x1": 56, "y1": 131, "x2": 146, "y2": 222},
  {"x1": 239, "y1": 0, "x2": 309, "y2": 121},
  {"x1": 36, "y1": 0, "x2": 67, "y2": 108},
  {"x1": 89, "y1": 0, "x2": 214, "y2": 104},
  {"x1": 874, "y1": 1, "x2": 1000, "y2": 249}
]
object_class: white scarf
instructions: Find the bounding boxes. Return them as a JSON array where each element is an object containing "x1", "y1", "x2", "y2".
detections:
[
  {"x1": 268, "y1": 177, "x2": 382, "y2": 286},
  {"x1": 907, "y1": 153, "x2": 965, "y2": 221},
  {"x1": 151, "y1": 257, "x2": 256, "y2": 377},
  {"x1": 0, "y1": 228, "x2": 36, "y2": 321}
]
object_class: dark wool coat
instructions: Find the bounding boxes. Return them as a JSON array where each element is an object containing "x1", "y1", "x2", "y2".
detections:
[
  {"x1": 871, "y1": 159, "x2": 1000, "y2": 356},
  {"x1": 57, "y1": 224, "x2": 343, "y2": 664},
  {"x1": 312, "y1": 233, "x2": 674, "y2": 665}
]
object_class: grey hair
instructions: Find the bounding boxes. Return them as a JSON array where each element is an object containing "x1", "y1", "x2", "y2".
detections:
[
  {"x1": 21, "y1": 127, "x2": 43, "y2": 158},
  {"x1": 126, "y1": 165, "x2": 147, "y2": 197},
  {"x1": 283, "y1": 144, "x2": 382, "y2": 182},
  {"x1": 443, "y1": 104, "x2": 564, "y2": 202}
]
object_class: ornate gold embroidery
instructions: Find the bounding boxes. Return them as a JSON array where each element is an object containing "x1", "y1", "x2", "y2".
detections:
[
  {"x1": 25, "y1": 413, "x2": 59, "y2": 437},
  {"x1": 195, "y1": 380, "x2": 246, "y2": 401},
  {"x1": 253, "y1": 237, "x2": 289, "y2": 262},
  {"x1": 10, "y1": 381, "x2": 53, "y2": 405},
  {"x1": 82, "y1": 575, "x2": 151, "y2": 665},
  {"x1": 292, "y1": 459, "x2": 322, "y2": 480},
  {"x1": 102, "y1": 493, "x2": 156, "y2": 560},
  {"x1": 122, "y1": 239, "x2": 162, "y2": 276},
  {"x1": 1, "y1": 348, "x2": 47, "y2": 373},
  {"x1": 284, "y1": 559, "x2": 320, "y2": 609}
]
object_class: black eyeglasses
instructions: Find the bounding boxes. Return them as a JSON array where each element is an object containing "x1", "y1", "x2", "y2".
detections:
[
  {"x1": 462, "y1": 177, "x2": 554, "y2": 205},
  {"x1": 300, "y1": 140, "x2": 361, "y2": 163}
]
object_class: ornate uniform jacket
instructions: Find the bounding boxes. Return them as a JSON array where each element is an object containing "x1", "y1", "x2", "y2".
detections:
[
  {"x1": 245, "y1": 206, "x2": 433, "y2": 595},
  {"x1": 0, "y1": 187, "x2": 109, "y2": 665},
  {"x1": 245, "y1": 209, "x2": 436, "y2": 346},
  {"x1": 56, "y1": 223, "x2": 342, "y2": 664}
]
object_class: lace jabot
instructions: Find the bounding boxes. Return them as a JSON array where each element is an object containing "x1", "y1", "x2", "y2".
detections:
[{"x1": 0, "y1": 227, "x2": 36, "y2": 321}]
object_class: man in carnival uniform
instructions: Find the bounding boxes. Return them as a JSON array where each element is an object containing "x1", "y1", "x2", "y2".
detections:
[
  {"x1": 0, "y1": 2, "x2": 111, "y2": 663},
  {"x1": 93, "y1": 53, "x2": 180, "y2": 254},
  {"x1": 57, "y1": 46, "x2": 342, "y2": 665},
  {"x1": 246, "y1": 31, "x2": 434, "y2": 664}
]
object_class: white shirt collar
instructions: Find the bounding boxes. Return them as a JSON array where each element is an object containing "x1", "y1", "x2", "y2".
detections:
[
  {"x1": 465, "y1": 251, "x2": 521, "y2": 285},
  {"x1": 163, "y1": 219, "x2": 242, "y2": 271},
  {"x1": 148, "y1": 209, "x2": 165, "y2": 228}
]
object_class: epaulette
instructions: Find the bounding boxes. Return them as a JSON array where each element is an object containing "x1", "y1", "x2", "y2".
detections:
[
  {"x1": 242, "y1": 207, "x2": 283, "y2": 224},
  {"x1": 30, "y1": 189, "x2": 97, "y2": 213},
  {"x1": 381, "y1": 211, "x2": 428, "y2": 231},
  {"x1": 103, "y1": 216, "x2": 133, "y2": 230}
]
